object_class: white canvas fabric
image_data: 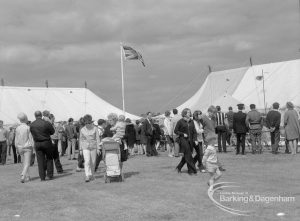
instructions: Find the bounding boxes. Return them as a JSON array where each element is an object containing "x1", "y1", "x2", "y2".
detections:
[
  {"x1": 212, "y1": 94, "x2": 241, "y2": 112},
  {"x1": 177, "y1": 59, "x2": 300, "y2": 112},
  {"x1": 177, "y1": 67, "x2": 248, "y2": 112},
  {"x1": 232, "y1": 59, "x2": 300, "y2": 109},
  {"x1": 0, "y1": 86, "x2": 138, "y2": 124}
]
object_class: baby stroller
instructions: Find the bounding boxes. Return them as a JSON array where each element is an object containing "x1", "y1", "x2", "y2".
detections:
[{"x1": 102, "y1": 138, "x2": 124, "y2": 183}]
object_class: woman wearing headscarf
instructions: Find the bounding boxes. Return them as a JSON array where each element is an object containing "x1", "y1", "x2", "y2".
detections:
[
  {"x1": 79, "y1": 114, "x2": 100, "y2": 182},
  {"x1": 175, "y1": 108, "x2": 197, "y2": 175},
  {"x1": 284, "y1": 102, "x2": 300, "y2": 155},
  {"x1": 193, "y1": 110, "x2": 206, "y2": 172},
  {"x1": 15, "y1": 113, "x2": 34, "y2": 183}
]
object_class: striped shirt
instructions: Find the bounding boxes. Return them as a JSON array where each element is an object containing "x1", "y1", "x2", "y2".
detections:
[{"x1": 216, "y1": 112, "x2": 226, "y2": 126}]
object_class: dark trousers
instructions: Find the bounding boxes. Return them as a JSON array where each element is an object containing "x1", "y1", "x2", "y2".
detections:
[
  {"x1": 193, "y1": 142, "x2": 204, "y2": 169},
  {"x1": 236, "y1": 133, "x2": 246, "y2": 154},
  {"x1": 53, "y1": 140, "x2": 63, "y2": 172},
  {"x1": 177, "y1": 140, "x2": 197, "y2": 174},
  {"x1": 61, "y1": 140, "x2": 67, "y2": 156},
  {"x1": 270, "y1": 130, "x2": 280, "y2": 153},
  {"x1": 0, "y1": 141, "x2": 7, "y2": 165},
  {"x1": 35, "y1": 140, "x2": 54, "y2": 180},
  {"x1": 226, "y1": 128, "x2": 232, "y2": 145},
  {"x1": 217, "y1": 126, "x2": 227, "y2": 152},
  {"x1": 146, "y1": 136, "x2": 158, "y2": 156}
]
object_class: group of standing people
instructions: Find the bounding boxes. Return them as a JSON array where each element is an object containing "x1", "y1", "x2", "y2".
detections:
[{"x1": 224, "y1": 101, "x2": 300, "y2": 155}]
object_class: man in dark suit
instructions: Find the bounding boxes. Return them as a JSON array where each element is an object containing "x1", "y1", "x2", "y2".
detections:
[
  {"x1": 143, "y1": 112, "x2": 157, "y2": 156},
  {"x1": 266, "y1": 102, "x2": 281, "y2": 154},
  {"x1": 30, "y1": 111, "x2": 55, "y2": 181},
  {"x1": 233, "y1": 104, "x2": 248, "y2": 155}
]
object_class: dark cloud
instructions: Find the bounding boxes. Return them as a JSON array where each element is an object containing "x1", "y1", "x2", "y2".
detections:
[{"x1": 0, "y1": 0, "x2": 299, "y2": 115}]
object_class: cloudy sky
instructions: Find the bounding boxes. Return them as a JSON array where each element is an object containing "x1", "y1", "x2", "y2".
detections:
[{"x1": 0, "y1": 0, "x2": 299, "y2": 115}]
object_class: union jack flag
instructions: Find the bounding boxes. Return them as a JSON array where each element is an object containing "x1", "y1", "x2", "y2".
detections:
[{"x1": 122, "y1": 45, "x2": 145, "y2": 67}]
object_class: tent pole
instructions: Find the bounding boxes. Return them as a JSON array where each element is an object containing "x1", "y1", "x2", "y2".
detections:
[
  {"x1": 120, "y1": 43, "x2": 125, "y2": 115},
  {"x1": 262, "y1": 69, "x2": 266, "y2": 114}
]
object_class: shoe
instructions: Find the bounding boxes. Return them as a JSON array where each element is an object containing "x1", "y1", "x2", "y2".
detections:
[
  {"x1": 85, "y1": 176, "x2": 90, "y2": 182},
  {"x1": 236, "y1": 152, "x2": 239, "y2": 155},
  {"x1": 200, "y1": 169, "x2": 206, "y2": 173},
  {"x1": 72, "y1": 158, "x2": 77, "y2": 160},
  {"x1": 57, "y1": 170, "x2": 63, "y2": 174},
  {"x1": 175, "y1": 167, "x2": 181, "y2": 173},
  {"x1": 219, "y1": 167, "x2": 226, "y2": 171},
  {"x1": 20, "y1": 175, "x2": 25, "y2": 183}
]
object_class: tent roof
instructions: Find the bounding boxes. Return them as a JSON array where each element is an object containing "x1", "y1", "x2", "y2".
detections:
[
  {"x1": 177, "y1": 59, "x2": 300, "y2": 112},
  {"x1": 0, "y1": 86, "x2": 138, "y2": 125},
  {"x1": 177, "y1": 67, "x2": 248, "y2": 112}
]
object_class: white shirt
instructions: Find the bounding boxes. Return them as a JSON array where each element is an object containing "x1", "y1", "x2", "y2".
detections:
[
  {"x1": 80, "y1": 126, "x2": 100, "y2": 150},
  {"x1": 193, "y1": 120, "x2": 204, "y2": 142},
  {"x1": 164, "y1": 117, "x2": 173, "y2": 136},
  {"x1": 15, "y1": 123, "x2": 34, "y2": 149}
]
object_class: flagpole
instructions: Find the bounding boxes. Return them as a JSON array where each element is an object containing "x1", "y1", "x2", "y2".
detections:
[{"x1": 120, "y1": 43, "x2": 125, "y2": 115}]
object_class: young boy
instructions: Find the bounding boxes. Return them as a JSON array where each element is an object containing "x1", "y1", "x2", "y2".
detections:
[{"x1": 202, "y1": 134, "x2": 222, "y2": 191}]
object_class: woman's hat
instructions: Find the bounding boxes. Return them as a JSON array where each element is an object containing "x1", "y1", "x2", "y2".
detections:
[{"x1": 286, "y1": 101, "x2": 294, "y2": 109}]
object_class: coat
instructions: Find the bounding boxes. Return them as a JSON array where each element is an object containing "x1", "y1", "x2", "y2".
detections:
[
  {"x1": 125, "y1": 123, "x2": 136, "y2": 147},
  {"x1": 174, "y1": 118, "x2": 197, "y2": 153},
  {"x1": 233, "y1": 111, "x2": 248, "y2": 134},
  {"x1": 284, "y1": 109, "x2": 300, "y2": 140}
]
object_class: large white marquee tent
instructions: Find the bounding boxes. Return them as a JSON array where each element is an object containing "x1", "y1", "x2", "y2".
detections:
[
  {"x1": 0, "y1": 86, "x2": 138, "y2": 125},
  {"x1": 177, "y1": 59, "x2": 300, "y2": 112}
]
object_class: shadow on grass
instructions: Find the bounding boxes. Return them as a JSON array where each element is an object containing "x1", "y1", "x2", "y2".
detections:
[
  {"x1": 124, "y1": 171, "x2": 139, "y2": 178},
  {"x1": 160, "y1": 166, "x2": 175, "y2": 169},
  {"x1": 93, "y1": 171, "x2": 139, "y2": 180},
  {"x1": 29, "y1": 172, "x2": 73, "y2": 181},
  {"x1": 60, "y1": 168, "x2": 73, "y2": 173}
]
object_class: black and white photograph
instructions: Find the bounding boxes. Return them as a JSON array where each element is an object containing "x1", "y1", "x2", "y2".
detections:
[{"x1": 0, "y1": 0, "x2": 299, "y2": 220}]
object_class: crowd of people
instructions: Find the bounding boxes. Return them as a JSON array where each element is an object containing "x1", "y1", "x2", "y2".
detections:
[{"x1": 0, "y1": 100, "x2": 299, "y2": 189}]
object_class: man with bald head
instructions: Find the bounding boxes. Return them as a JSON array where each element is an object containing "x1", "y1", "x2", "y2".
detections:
[{"x1": 30, "y1": 111, "x2": 55, "y2": 181}]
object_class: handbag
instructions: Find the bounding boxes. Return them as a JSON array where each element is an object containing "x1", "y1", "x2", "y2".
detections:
[
  {"x1": 78, "y1": 153, "x2": 84, "y2": 168},
  {"x1": 30, "y1": 153, "x2": 35, "y2": 166}
]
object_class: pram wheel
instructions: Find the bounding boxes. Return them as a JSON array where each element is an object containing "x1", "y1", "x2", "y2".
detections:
[{"x1": 104, "y1": 175, "x2": 111, "y2": 183}]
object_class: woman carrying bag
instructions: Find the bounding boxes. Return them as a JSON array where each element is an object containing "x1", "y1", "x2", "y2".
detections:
[
  {"x1": 15, "y1": 113, "x2": 34, "y2": 183},
  {"x1": 175, "y1": 108, "x2": 198, "y2": 175}
]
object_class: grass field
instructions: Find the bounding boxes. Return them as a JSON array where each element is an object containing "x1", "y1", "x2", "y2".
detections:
[{"x1": 0, "y1": 146, "x2": 299, "y2": 221}]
